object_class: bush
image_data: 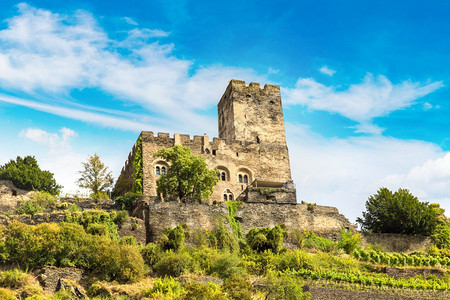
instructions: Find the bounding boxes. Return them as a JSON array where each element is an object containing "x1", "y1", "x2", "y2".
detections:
[
  {"x1": 264, "y1": 271, "x2": 309, "y2": 300},
  {"x1": 0, "y1": 269, "x2": 28, "y2": 289},
  {"x1": 154, "y1": 251, "x2": 193, "y2": 277},
  {"x1": 161, "y1": 225, "x2": 187, "y2": 251},
  {"x1": 302, "y1": 231, "x2": 338, "y2": 253},
  {"x1": 0, "y1": 288, "x2": 15, "y2": 300},
  {"x1": 338, "y1": 229, "x2": 361, "y2": 254},
  {"x1": 246, "y1": 225, "x2": 285, "y2": 253},
  {"x1": 222, "y1": 273, "x2": 252, "y2": 300},
  {"x1": 141, "y1": 276, "x2": 183, "y2": 298},
  {"x1": 275, "y1": 249, "x2": 314, "y2": 271},
  {"x1": 181, "y1": 280, "x2": 229, "y2": 300},
  {"x1": 141, "y1": 243, "x2": 161, "y2": 268},
  {"x1": 432, "y1": 223, "x2": 450, "y2": 249},
  {"x1": 208, "y1": 221, "x2": 239, "y2": 253},
  {"x1": 210, "y1": 253, "x2": 246, "y2": 279},
  {"x1": 115, "y1": 192, "x2": 140, "y2": 210}
]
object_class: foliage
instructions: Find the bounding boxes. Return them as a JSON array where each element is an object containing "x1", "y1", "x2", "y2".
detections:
[
  {"x1": 246, "y1": 225, "x2": 285, "y2": 253},
  {"x1": 264, "y1": 270, "x2": 310, "y2": 300},
  {"x1": 275, "y1": 249, "x2": 314, "y2": 271},
  {"x1": 226, "y1": 201, "x2": 242, "y2": 239},
  {"x1": 181, "y1": 280, "x2": 229, "y2": 300},
  {"x1": 115, "y1": 192, "x2": 140, "y2": 210},
  {"x1": 302, "y1": 231, "x2": 338, "y2": 253},
  {"x1": 338, "y1": 229, "x2": 361, "y2": 254},
  {"x1": 210, "y1": 253, "x2": 246, "y2": 279},
  {"x1": 16, "y1": 191, "x2": 58, "y2": 216},
  {"x1": 161, "y1": 225, "x2": 187, "y2": 251},
  {"x1": 222, "y1": 273, "x2": 252, "y2": 300},
  {"x1": 431, "y1": 222, "x2": 450, "y2": 249},
  {"x1": 208, "y1": 221, "x2": 239, "y2": 253},
  {"x1": 0, "y1": 155, "x2": 61, "y2": 194},
  {"x1": 0, "y1": 221, "x2": 144, "y2": 282},
  {"x1": 257, "y1": 187, "x2": 279, "y2": 196},
  {"x1": 153, "y1": 251, "x2": 193, "y2": 277},
  {"x1": 141, "y1": 243, "x2": 161, "y2": 267},
  {"x1": 132, "y1": 136, "x2": 143, "y2": 194},
  {"x1": 77, "y1": 153, "x2": 114, "y2": 199},
  {"x1": 141, "y1": 276, "x2": 183, "y2": 298},
  {"x1": 357, "y1": 188, "x2": 443, "y2": 235},
  {"x1": 154, "y1": 145, "x2": 219, "y2": 200},
  {"x1": 0, "y1": 288, "x2": 15, "y2": 300}
]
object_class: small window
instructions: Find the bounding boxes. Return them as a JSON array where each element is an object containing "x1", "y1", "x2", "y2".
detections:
[
  {"x1": 243, "y1": 175, "x2": 248, "y2": 183},
  {"x1": 221, "y1": 172, "x2": 226, "y2": 181},
  {"x1": 229, "y1": 194, "x2": 233, "y2": 201},
  {"x1": 161, "y1": 166, "x2": 166, "y2": 175},
  {"x1": 236, "y1": 152, "x2": 239, "y2": 157},
  {"x1": 217, "y1": 173, "x2": 220, "y2": 179},
  {"x1": 238, "y1": 174, "x2": 243, "y2": 183},
  {"x1": 223, "y1": 194, "x2": 227, "y2": 200},
  {"x1": 156, "y1": 166, "x2": 160, "y2": 175},
  {"x1": 256, "y1": 136, "x2": 260, "y2": 144},
  {"x1": 212, "y1": 150, "x2": 217, "y2": 156},
  {"x1": 12, "y1": 190, "x2": 17, "y2": 196}
]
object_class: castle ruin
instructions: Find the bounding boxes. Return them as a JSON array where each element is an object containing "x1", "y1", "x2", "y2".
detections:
[{"x1": 116, "y1": 79, "x2": 296, "y2": 204}]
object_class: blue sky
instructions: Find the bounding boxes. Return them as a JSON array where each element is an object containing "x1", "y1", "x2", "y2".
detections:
[{"x1": 0, "y1": 1, "x2": 449, "y2": 222}]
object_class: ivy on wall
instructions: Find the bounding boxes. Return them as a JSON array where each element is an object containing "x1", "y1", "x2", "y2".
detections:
[{"x1": 132, "y1": 136, "x2": 143, "y2": 194}]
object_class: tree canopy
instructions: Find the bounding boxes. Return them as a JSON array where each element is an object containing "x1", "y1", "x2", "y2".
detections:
[
  {"x1": 154, "y1": 145, "x2": 218, "y2": 200},
  {"x1": 77, "y1": 153, "x2": 114, "y2": 199},
  {"x1": 0, "y1": 155, "x2": 61, "y2": 195},
  {"x1": 356, "y1": 187, "x2": 444, "y2": 236}
]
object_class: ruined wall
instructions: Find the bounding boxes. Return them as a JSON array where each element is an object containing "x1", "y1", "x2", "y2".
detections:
[
  {"x1": 148, "y1": 201, "x2": 353, "y2": 242},
  {"x1": 361, "y1": 233, "x2": 432, "y2": 253},
  {"x1": 0, "y1": 180, "x2": 34, "y2": 213}
]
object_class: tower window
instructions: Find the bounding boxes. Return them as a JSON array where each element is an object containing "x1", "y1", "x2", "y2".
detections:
[
  {"x1": 238, "y1": 174, "x2": 243, "y2": 183},
  {"x1": 156, "y1": 166, "x2": 160, "y2": 175},
  {"x1": 223, "y1": 194, "x2": 227, "y2": 200},
  {"x1": 161, "y1": 166, "x2": 166, "y2": 175},
  {"x1": 221, "y1": 172, "x2": 226, "y2": 181},
  {"x1": 212, "y1": 150, "x2": 217, "y2": 156},
  {"x1": 236, "y1": 152, "x2": 239, "y2": 157},
  {"x1": 229, "y1": 194, "x2": 233, "y2": 201},
  {"x1": 243, "y1": 175, "x2": 248, "y2": 183}
]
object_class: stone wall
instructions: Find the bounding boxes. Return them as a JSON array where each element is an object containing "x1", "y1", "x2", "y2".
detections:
[
  {"x1": 361, "y1": 233, "x2": 432, "y2": 253},
  {"x1": 148, "y1": 201, "x2": 354, "y2": 242},
  {"x1": 0, "y1": 180, "x2": 34, "y2": 213},
  {"x1": 246, "y1": 186, "x2": 296, "y2": 204}
]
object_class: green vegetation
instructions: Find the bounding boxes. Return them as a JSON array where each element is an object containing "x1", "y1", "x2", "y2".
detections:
[
  {"x1": 132, "y1": 136, "x2": 143, "y2": 194},
  {"x1": 0, "y1": 155, "x2": 61, "y2": 194},
  {"x1": 357, "y1": 188, "x2": 444, "y2": 235},
  {"x1": 225, "y1": 201, "x2": 242, "y2": 239},
  {"x1": 154, "y1": 145, "x2": 219, "y2": 200},
  {"x1": 77, "y1": 153, "x2": 114, "y2": 199}
]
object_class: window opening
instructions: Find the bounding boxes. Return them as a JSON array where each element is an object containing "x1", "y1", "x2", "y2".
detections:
[
  {"x1": 221, "y1": 172, "x2": 226, "y2": 181},
  {"x1": 161, "y1": 166, "x2": 166, "y2": 175},
  {"x1": 236, "y1": 152, "x2": 239, "y2": 157},
  {"x1": 223, "y1": 194, "x2": 227, "y2": 200},
  {"x1": 212, "y1": 150, "x2": 217, "y2": 156},
  {"x1": 243, "y1": 175, "x2": 248, "y2": 183},
  {"x1": 238, "y1": 174, "x2": 243, "y2": 183},
  {"x1": 12, "y1": 190, "x2": 17, "y2": 196},
  {"x1": 156, "y1": 166, "x2": 160, "y2": 175},
  {"x1": 229, "y1": 194, "x2": 233, "y2": 201}
]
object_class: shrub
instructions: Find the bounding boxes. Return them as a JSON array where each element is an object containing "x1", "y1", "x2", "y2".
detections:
[
  {"x1": 141, "y1": 243, "x2": 161, "y2": 268},
  {"x1": 246, "y1": 225, "x2": 285, "y2": 253},
  {"x1": 338, "y1": 229, "x2": 361, "y2": 254},
  {"x1": 141, "y1": 276, "x2": 183, "y2": 298},
  {"x1": 181, "y1": 280, "x2": 229, "y2": 300},
  {"x1": 276, "y1": 249, "x2": 314, "y2": 271},
  {"x1": 210, "y1": 253, "x2": 246, "y2": 279},
  {"x1": 161, "y1": 225, "x2": 187, "y2": 251},
  {"x1": 302, "y1": 231, "x2": 338, "y2": 253},
  {"x1": 154, "y1": 251, "x2": 193, "y2": 277},
  {"x1": 0, "y1": 288, "x2": 16, "y2": 300},
  {"x1": 115, "y1": 192, "x2": 140, "y2": 210},
  {"x1": 432, "y1": 223, "x2": 450, "y2": 249},
  {"x1": 264, "y1": 271, "x2": 310, "y2": 300},
  {"x1": 208, "y1": 221, "x2": 239, "y2": 252},
  {"x1": 0, "y1": 269, "x2": 28, "y2": 289},
  {"x1": 222, "y1": 273, "x2": 252, "y2": 300},
  {"x1": 120, "y1": 236, "x2": 137, "y2": 246}
]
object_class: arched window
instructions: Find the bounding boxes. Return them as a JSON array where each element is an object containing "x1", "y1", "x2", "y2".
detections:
[
  {"x1": 228, "y1": 194, "x2": 233, "y2": 201},
  {"x1": 223, "y1": 194, "x2": 227, "y2": 200},
  {"x1": 243, "y1": 175, "x2": 248, "y2": 183},
  {"x1": 238, "y1": 174, "x2": 243, "y2": 183},
  {"x1": 221, "y1": 172, "x2": 226, "y2": 181},
  {"x1": 161, "y1": 166, "x2": 166, "y2": 175},
  {"x1": 156, "y1": 166, "x2": 160, "y2": 175},
  {"x1": 223, "y1": 189, "x2": 233, "y2": 201}
]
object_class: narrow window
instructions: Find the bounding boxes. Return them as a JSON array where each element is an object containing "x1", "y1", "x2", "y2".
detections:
[
  {"x1": 243, "y1": 175, "x2": 248, "y2": 183},
  {"x1": 236, "y1": 152, "x2": 239, "y2": 157},
  {"x1": 156, "y1": 166, "x2": 160, "y2": 175},
  {"x1": 256, "y1": 136, "x2": 260, "y2": 144},
  {"x1": 223, "y1": 194, "x2": 227, "y2": 200},
  {"x1": 238, "y1": 174, "x2": 243, "y2": 183},
  {"x1": 229, "y1": 194, "x2": 233, "y2": 201},
  {"x1": 212, "y1": 150, "x2": 217, "y2": 156},
  {"x1": 12, "y1": 190, "x2": 17, "y2": 196},
  {"x1": 161, "y1": 166, "x2": 166, "y2": 175},
  {"x1": 217, "y1": 173, "x2": 220, "y2": 179},
  {"x1": 221, "y1": 172, "x2": 226, "y2": 181}
]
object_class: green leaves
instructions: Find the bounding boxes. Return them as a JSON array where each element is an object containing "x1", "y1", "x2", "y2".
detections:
[
  {"x1": 0, "y1": 155, "x2": 61, "y2": 194},
  {"x1": 154, "y1": 145, "x2": 219, "y2": 200},
  {"x1": 357, "y1": 188, "x2": 443, "y2": 235},
  {"x1": 77, "y1": 153, "x2": 113, "y2": 198}
]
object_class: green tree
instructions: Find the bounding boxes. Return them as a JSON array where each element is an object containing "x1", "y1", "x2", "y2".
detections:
[
  {"x1": 0, "y1": 156, "x2": 61, "y2": 194},
  {"x1": 154, "y1": 145, "x2": 218, "y2": 200},
  {"x1": 77, "y1": 154, "x2": 113, "y2": 199},
  {"x1": 356, "y1": 188, "x2": 442, "y2": 235}
]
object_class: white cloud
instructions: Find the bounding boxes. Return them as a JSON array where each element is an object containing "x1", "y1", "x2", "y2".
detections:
[
  {"x1": 0, "y1": 4, "x2": 263, "y2": 134},
  {"x1": 122, "y1": 16, "x2": 138, "y2": 26},
  {"x1": 286, "y1": 123, "x2": 449, "y2": 222},
  {"x1": 319, "y1": 65, "x2": 335, "y2": 76},
  {"x1": 283, "y1": 74, "x2": 443, "y2": 133},
  {"x1": 20, "y1": 127, "x2": 77, "y2": 153}
]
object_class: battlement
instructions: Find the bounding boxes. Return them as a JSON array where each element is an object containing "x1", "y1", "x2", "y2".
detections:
[{"x1": 228, "y1": 79, "x2": 280, "y2": 94}]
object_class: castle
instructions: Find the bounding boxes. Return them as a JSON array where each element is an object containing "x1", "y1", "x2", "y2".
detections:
[{"x1": 116, "y1": 79, "x2": 297, "y2": 203}]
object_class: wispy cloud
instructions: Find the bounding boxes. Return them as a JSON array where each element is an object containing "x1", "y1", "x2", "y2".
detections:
[
  {"x1": 0, "y1": 4, "x2": 263, "y2": 134},
  {"x1": 283, "y1": 74, "x2": 443, "y2": 133},
  {"x1": 319, "y1": 65, "x2": 335, "y2": 76},
  {"x1": 20, "y1": 127, "x2": 77, "y2": 154}
]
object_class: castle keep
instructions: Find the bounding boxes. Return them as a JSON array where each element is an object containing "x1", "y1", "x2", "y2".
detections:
[{"x1": 117, "y1": 79, "x2": 296, "y2": 203}]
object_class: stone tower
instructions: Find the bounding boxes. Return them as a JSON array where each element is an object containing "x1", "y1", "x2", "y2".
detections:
[{"x1": 218, "y1": 79, "x2": 287, "y2": 145}]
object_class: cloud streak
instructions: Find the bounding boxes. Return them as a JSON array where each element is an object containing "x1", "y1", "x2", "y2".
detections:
[{"x1": 283, "y1": 74, "x2": 443, "y2": 133}]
